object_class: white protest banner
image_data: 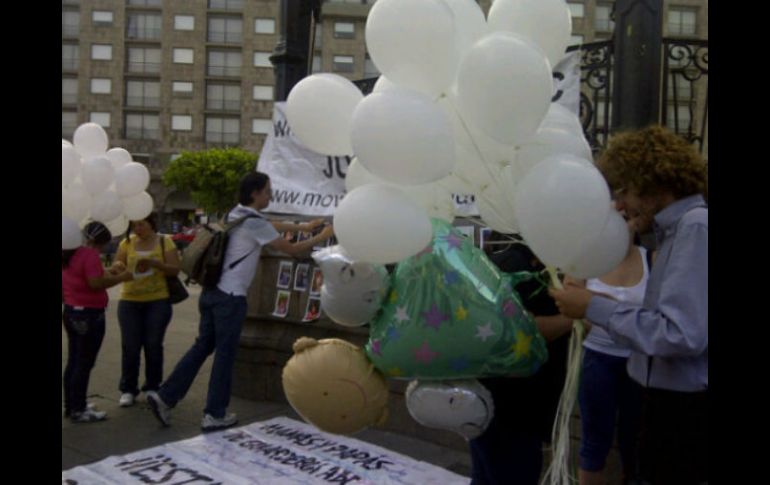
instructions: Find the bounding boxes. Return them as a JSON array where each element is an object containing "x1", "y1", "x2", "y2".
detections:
[
  {"x1": 552, "y1": 50, "x2": 581, "y2": 116},
  {"x1": 62, "y1": 416, "x2": 469, "y2": 485},
  {"x1": 257, "y1": 103, "x2": 350, "y2": 216}
]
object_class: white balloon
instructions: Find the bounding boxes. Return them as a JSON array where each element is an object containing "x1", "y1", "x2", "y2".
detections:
[
  {"x1": 62, "y1": 145, "x2": 82, "y2": 187},
  {"x1": 81, "y1": 156, "x2": 115, "y2": 195},
  {"x1": 62, "y1": 139, "x2": 73, "y2": 147},
  {"x1": 515, "y1": 125, "x2": 593, "y2": 175},
  {"x1": 73, "y1": 123, "x2": 109, "y2": 161},
  {"x1": 444, "y1": 0, "x2": 488, "y2": 65},
  {"x1": 62, "y1": 216, "x2": 82, "y2": 250},
  {"x1": 541, "y1": 102, "x2": 584, "y2": 135},
  {"x1": 372, "y1": 75, "x2": 398, "y2": 94},
  {"x1": 487, "y1": 0, "x2": 572, "y2": 68},
  {"x1": 476, "y1": 182, "x2": 520, "y2": 234},
  {"x1": 562, "y1": 209, "x2": 630, "y2": 279},
  {"x1": 365, "y1": 0, "x2": 457, "y2": 97},
  {"x1": 514, "y1": 154, "x2": 611, "y2": 268},
  {"x1": 285, "y1": 73, "x2": 363, "y2": 155},
  {"x1": 62, "y1": 181, "x2": 91, "y2": 222},
  {"x1": 122, "y1": 192, "x2": 154, "y2": 220},
  {"x1": 406, "y1": 379, "x2": 495, "y2": 440},
  {"x1": 90, "y1": 189, "x2": 124, "y2": 223},
  {"x1": 456, "y1": 32, "x2": 553, "y2": 146},
  {"x1": 106, "y1": 148, "x2": 133, "y2": 171},
  {"x1": 115, "y1": 162, "x2": 150, "y2": 197},
  {"x1": 104, "y1": 214, "x2": 130, "y2": 238},
  {"x1": 351, "y1": 87, "x2": 455, "y2": 186},
  {"x1": 334, "y1": 184, "x2": 432, "y2": 264}
]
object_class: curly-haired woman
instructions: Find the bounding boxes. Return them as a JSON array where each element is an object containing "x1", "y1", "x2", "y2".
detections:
[{"x1": 550, "y1": 125, "x2": 708, "y2": 485}]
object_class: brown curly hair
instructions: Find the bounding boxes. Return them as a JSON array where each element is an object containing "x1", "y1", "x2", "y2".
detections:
[{"x1": 597, "y1": 125, "x2": 707, "y2": 199}]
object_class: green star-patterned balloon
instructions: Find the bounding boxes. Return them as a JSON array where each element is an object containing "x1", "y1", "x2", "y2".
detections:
[{"x1": 365, "y1": 218, "x2": 548, "y2": 380}]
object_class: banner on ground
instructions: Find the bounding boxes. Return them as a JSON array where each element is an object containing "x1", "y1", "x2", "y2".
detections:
[{"x1": 62, "y1": 416, "x2": 468, "y2": 485}]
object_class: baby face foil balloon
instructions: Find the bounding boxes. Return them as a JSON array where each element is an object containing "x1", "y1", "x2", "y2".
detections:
[
  {"x1": 365, "y1": 218, "x2": 547, "y2": 380},
  {"x1": 406, "y1": 379, "x2": 494, "y2": 440}
]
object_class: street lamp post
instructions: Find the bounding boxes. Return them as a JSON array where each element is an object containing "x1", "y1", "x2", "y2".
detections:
[{"x1": 270, "y1": 0, "x2": 321, "y2": 102}]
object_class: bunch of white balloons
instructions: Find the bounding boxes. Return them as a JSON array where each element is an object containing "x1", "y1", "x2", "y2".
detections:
[
  {"x1": 285, "y1": 0, "x2": 627, "y2": 279},
  {"x1": 62, "y1": 122, "x2": 153, "y2": 249}
]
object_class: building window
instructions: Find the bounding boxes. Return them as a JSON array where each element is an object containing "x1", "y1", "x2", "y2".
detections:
[
  {"x1": 312, "y1": 55, "x2": 321, "y2": 73},
  {"x1": 208, "y1": 50, "x2": 242, "y2": 77},
  {"x1": 255, "y1": 18, "x2": 275, "y2": 34},
  {"x1": 62, "y1": 78, "x2": 78, "y2": 105},
  {"x1": 567, "y1": 2, "x2": 584, "y2": 19},
  {"x1": 173, "y1": 48, "x2": 195, "y2": 64},
  {"x1": 91, "y1": 78, "x2": 112, "y2": 94},
  {"x1": 126, "y1": 80, "x2": 160, "y2": 108},
  {"x1": 254, "y1": 52, "x2": 272, "y2": 68},
  {"x1": 92, "y1": 11, "x2": 113, "y2": 26},
  {"x1": 666, "y1": 104, "x2": 692, "y2": 132},
  {"x1": 570, "y1": 35, "x2": 584, "y2": 46},
  {"x1": 172, "y1": 115, "x2": 193, "y2": 131},
  {"x1": 314, "y1": 24, "x2": 322, "y2": 49},
  {"x1": 91, "y1": 44, "x2": 113, "y2": 61},
  {"x1": 595, "y1": 4, "x2": 614, "y2": 32},
  {"x1": 668, "y1": 7, "x2": 697, "y2": 36},
  {"x1": 208, "y1": 17, "x2": 243, "y2": 43},
  {"x1": 334, "y1": 22, "x2": 355, "y2": 39},
  {"x1": 173, "y1": 81, "x2": 194, "y2": 94},
  {"x1": 252, "y1": 119, "x2": 272, "y2": 135},
  {"x1": 667, "y1": 75, "x2": 693, "y2": 101},
  {"x1": 128, "y1": 0, "x2": 161, "y2": 6},
  {"x1": 595, "y1": 100, "x2": 613, "y2": 129},
  {"x1": 127, "y1": 47, "x2": 162, "y2": 74},
  {"x1": 62, "y1": 44, "x2": 80, "y2": 71},
  {"x1": 253, "y1": 85, "x2": 273, "y2": 101},
  {"x1": 127, "y1": 13, "x2": 162, "y2": 40},
  {"x1": 208, "y1": 0, "x2": 244, "y2": 10},
  {"x1": 206, "y1": 117, "x2": 240, "y2": 144},
  {"x1": 126, "y1": 113, "x2": 160, "y2": 140},
  {"x1": 206, "y1": 84, "x2": 241, "y2": 111},
  {"x1": 90, "y1": 112, "x2": 111, "y2": 128},
  {"x1": 333, "y1": 55, "x2": 354, "y2": 73},
  {"x1": 63, "y1": 111, "x2": 78, "y2": 138},
  {"x1": 62, "y1": 10, "x2": 80, "y2": 37},
  {"x1": 175, "y1": 15, "x2": 195, "y2": 31},
  {"x1": 364, "y1": 55, "x2": 379, "y2": 77}
]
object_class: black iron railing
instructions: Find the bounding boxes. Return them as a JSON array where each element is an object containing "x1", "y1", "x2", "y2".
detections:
[{"x1": 661, "y1": 38, "x2": 708, "y2": 154}]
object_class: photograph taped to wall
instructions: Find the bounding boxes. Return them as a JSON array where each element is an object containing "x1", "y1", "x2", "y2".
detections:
[
  {"x1": 273, "y1": 290, "x2": 291, "y2": 318},
  {"x1": 294, "y1": 263, "x2": 310, "y2": 292},
  {"x1": 302, "y1": 297, "x2": 322, "y2": 322},
  {"x1": 309, "y1": 268, "x2": 323, "y2": 296},
  {"x1": 277, "y1": 261, "x2": 294, "y2": 289}
]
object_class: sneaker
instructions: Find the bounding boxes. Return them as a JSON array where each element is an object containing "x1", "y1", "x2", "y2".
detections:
[
  {"x1": 70, "y1": 409, "x2": 107, "y2": 423},
  {"x1": 119, "y1": 393, "x2": 135, "y2": 407},
  {"x1": 201, "y1": 413, "x2": 238, "y2": 432},
  {"x1": 146, "y1": 391, "x2": 171, "y2": 427},
  {"x1": 65, "y1": 402, "x2": 97, "y2": 418}
]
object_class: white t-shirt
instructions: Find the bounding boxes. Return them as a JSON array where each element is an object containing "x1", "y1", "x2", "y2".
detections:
[
  {"x1": 584, "y1": 246, "x2": 649, "y2": 358},
  {"x1": 217, "y1": 205, "x2": 280, "y2": 296}
]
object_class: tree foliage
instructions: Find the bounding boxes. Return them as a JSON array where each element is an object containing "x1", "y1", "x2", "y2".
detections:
[{"x1": 163, "y1": 148, "x2": 257, "y2": 214}]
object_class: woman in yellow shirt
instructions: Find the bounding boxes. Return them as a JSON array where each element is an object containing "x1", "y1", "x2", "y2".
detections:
[{"x1": 113, "y1": 214, "x2": 180, "y2": 407}]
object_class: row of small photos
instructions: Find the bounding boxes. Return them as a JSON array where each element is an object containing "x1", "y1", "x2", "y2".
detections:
[{"x1": 272, "y1": 260, "x2": 323, "y2": 323}]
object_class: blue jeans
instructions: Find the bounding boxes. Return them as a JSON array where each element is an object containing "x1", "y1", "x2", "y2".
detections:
[
  {"x1": 118, "y1": 299, "x2": 173, "y2": 395},
  {"x1": 63, "y1": 306, "x2": 106, "y2": 415},
  {"x1": 158, "y1": 288, "x2": 247, "y2": 418},
  {"x1": 578, "y1": 348, "x2": 641, "y2": 475}
]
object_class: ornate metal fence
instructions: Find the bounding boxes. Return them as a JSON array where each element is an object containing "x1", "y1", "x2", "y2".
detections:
[{"x1": 568, "y1": 40, "x2": 614, "y2": 154}]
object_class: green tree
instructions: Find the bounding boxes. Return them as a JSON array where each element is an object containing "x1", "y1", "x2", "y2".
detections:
[{"x1": 163, "y1": 148, "x2": 257, "y2": 214}]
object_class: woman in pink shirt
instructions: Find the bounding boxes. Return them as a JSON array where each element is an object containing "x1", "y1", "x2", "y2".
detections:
[{"x1": 62, "y1": 222, "x2": 131, "y2": 423}]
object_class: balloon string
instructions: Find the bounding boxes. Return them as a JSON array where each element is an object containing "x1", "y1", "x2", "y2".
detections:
[{"x1": 541, "y1": 266, "x2": 585, "y2": 485}]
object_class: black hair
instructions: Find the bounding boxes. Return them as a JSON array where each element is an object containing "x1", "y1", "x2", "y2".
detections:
[
  {"x1": 63, "y1": 222, "x2": 112, "y2": 268},
  {"x1": 239, "y1": 172, "x2": 270, "y2": 205},
  {"x1": 125, "y1": 213, "x2": 158, "y2": 241}
]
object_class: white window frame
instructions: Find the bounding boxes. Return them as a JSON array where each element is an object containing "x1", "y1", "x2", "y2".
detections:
[
  {"x1": 334, "y1": 22, "x2": 355, "y2": 39},
  {"x1": 173, "y1": 81, "x2": 194, "y2": 94},
  {"x1": 333, "y1": 55, "x2": 354, "y2": 72},
  {"x1": 173, "y1": 48, "x2": 195, "y2": 64},
  {"x1": 174, "y1": 15, "x2": 195, "y2": 31},
  {"x1": 91, "y1": 44, "x2": 113, "y2": 61},
  {"x1": 172, "y1": 115, "x2": 193, "y2": 131},
  {"x1": 255, "y1": 18, "x2": 275, "y2": 34},
  {"x1": 253, "y1": 51, "x2": 272, "y2": 68},
  {"x1": 253, "y1": 85, "x2": 273, "y2": 101},
  {"x1": 567, "y1": 2, "x2": 585, "y2": 19},
  {"x1": 90, "y1": 78, "x2": 112, "y2": 94},
  {"x1": 252, "y1": 119, "x2": 273, "y2": 135},
  {"x1": 89, "y1": 112, "x2": 111, "y2": 128},
  {"x1": 92, "y1": 11, "x2": 113, "y2": 25}
]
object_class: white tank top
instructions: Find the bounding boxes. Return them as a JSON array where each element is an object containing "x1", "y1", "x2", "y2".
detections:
[{"x1": 583, "y1": 246, "x2": 649, "y2": 357}]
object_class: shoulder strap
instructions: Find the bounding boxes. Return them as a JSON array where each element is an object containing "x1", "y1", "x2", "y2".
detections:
[{"x1": 645, "y1": 246, "x2": 653, "y2": 270}]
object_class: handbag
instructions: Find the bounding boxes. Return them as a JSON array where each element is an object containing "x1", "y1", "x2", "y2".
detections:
[{"x1": 161, "y1": 236, "x2": 189, "y2": 304}]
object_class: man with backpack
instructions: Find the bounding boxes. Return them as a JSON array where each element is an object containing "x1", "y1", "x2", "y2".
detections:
[{"x1": 147, "y1": 172, "x2": 334, "y2": 432}]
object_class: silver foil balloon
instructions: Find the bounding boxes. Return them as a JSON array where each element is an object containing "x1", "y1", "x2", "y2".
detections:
[{"x1": 405, "y1": 379, "x2": 494, "y2": 440}]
